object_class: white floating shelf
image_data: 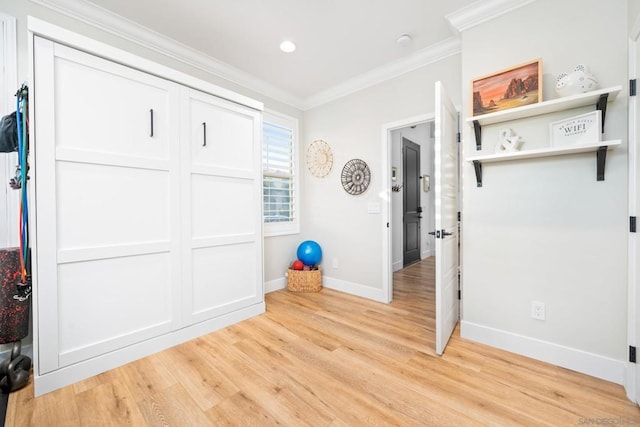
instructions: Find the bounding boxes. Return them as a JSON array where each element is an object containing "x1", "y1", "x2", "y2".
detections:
[
  {"x1": 466, "y1": 86, "x2": 621, "y2": 126},
  {"x1": 466, "y1": 140, "x2": 621, "y2": 163},
  {"x1": 466, "y1": 140, "x2": 620, "y2": 187}
]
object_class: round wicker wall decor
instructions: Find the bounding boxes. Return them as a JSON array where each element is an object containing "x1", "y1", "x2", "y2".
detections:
[
  {"x1": 307, "y1": 139, "x2": 333, "y2": 178},
  {"x1": 341, "y1": 159, "x2": 371, "y2": 195}
]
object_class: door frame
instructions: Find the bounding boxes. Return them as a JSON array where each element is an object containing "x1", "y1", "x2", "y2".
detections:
[
  {"x1": 627, "y1": 11, "x2": 640, "y2": 404},
  {"x1": 381, "y1": 113, "x2": 434, "y2": 303}
]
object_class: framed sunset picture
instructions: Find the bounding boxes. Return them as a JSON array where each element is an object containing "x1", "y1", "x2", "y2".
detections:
[{"x1": 471, "y1": 59, "x2": 542, "y2": 116}]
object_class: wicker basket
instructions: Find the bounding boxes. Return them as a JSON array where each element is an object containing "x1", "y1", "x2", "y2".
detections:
[{"x1": 287, "y1": 268, "x2": 322, "y2": 292}]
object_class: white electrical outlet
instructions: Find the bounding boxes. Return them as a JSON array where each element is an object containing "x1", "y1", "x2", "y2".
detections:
[
  {"x1": 531, "y1": 301, "x2": 545, "y2": 320},
  {"x1": 332, "y1": 258, "x2": 339, "y2": 269}
]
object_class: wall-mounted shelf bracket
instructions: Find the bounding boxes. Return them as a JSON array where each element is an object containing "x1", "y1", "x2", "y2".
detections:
[
  {"x1": 473, "y1": 160, "x2": 482, "y2": 187},
  {"x1": 596, "y1": 93, "x2": 609, "y2": 133},
  {"x1": 473, "y1": 120, "x2": 481, "y2": 150},
  {"x1": 596, "y1": 146, "x2": 607, "y2": 181}
]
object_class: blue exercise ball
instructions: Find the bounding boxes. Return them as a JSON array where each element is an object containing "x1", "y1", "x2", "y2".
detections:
[{"x1": 297, "y1": 240, "x2": 322, "y2": 266}]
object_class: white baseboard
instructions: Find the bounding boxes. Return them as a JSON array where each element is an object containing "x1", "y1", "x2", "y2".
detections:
[
  {"x1": 323, "y1": 276, "x2": 388, "y2": 303},
  {"x1": 34, "y1": 303, "x2": 265, "y2": 396},
  {"x1": 267, "y1": 275, "x2": 389, "y2": 303},
  {"x1": 421, "y1": 249, "x2": 433, "y2": 259},
  {"x1": 265, "y1": 277, "x2": 286, "y2": 293},
  {"x1": 626, "y1": 364, "x2": 637, "y2": 403},
  {"x1": 461, "y1": 320, "x2": 626, "y2": 385},
  {"x1": 392, "y1": 260, "x2": 403, "y2": 272}
]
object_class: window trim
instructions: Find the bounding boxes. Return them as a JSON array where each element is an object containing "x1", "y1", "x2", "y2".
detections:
[{"x1": 262, "y1": 110, "x2": 299, "y2": 237}]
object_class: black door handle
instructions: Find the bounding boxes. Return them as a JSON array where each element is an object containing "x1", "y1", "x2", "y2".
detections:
[
  {"x1": 149, "y1": 109, "x2": 154, "y2": 137},
  {"x1": 203, "y1": 122, "x2": 207, "y2": 147},
  {"x1": 442, "y1": 230, "x2": 453, "y2": 236}
]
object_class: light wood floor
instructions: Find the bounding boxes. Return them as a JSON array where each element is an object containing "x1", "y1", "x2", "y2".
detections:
[{"x1": 6, "y1": 258, "x2": 640, "y2": 425}]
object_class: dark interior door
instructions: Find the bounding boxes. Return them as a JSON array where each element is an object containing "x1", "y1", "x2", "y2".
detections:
[{"x1": 403, "y1": 138, "x2": 421, "y2": 266}]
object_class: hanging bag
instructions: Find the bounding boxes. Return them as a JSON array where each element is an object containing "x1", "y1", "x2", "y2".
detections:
[{"x1": 0, "y1": 111, "x2": 18, "y2": 153}]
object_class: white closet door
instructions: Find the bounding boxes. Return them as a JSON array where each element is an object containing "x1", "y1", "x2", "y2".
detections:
[
  {"x1": 180, "y1": 87, "x2": 263, "y2": 324},
  {"x1": 34, "y1": 38, "x2": 182, "y2": 373}
]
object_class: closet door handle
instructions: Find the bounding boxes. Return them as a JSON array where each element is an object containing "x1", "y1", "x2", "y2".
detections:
[
  {"x1": 202, "y1": 122, "x2": 207, "y2": 147},
  {"x1": 149, "y1": 109, "x2": 154, "y2": 137}
]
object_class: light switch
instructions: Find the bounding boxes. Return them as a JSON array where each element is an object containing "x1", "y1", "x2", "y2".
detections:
[{"x1": 367, "y1": 202, "x2": 381, "y2": 214}]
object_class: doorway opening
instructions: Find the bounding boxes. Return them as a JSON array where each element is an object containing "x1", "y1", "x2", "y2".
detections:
[
  {"x1": 381, "y1": 114, "x2": 435, "y2": 302},
  {"x1": 381, "y1": 83, "x2": 459, "y2": 355},
  {"x1": 392, "y1": 122, "x2": 435, "y2": 298}
]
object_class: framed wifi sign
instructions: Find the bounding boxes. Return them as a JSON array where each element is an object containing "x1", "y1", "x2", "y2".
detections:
[{"x1": 550, "y1": 110, "x2": 601, "y2": 147}]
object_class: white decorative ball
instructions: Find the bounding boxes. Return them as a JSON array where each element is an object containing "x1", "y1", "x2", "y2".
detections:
[{"x1": 555, "y1": 64, "x2": 599, "y2": 97}]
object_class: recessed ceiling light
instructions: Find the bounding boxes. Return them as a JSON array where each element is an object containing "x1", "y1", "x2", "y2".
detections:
[
  {"x1": 280, "y1": 40, "x2": 296, "y2": 53},
  {"x1": 396, "y1": 33, "x2": 412, "y2": 47}
]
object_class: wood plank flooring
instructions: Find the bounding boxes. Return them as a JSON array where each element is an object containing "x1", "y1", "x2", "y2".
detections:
[{"x1": 6, "y1": 258, "x2": 640, "y2": 425}]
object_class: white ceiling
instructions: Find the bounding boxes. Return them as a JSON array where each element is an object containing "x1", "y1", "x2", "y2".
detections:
[{"x1": 37, "y1": 0, "x2": 534, "y2": 108}]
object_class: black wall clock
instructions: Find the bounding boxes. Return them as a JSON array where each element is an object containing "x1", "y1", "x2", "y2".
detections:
[{"x1": 341, "y1": 159, "x2": 371, "y2": 195}]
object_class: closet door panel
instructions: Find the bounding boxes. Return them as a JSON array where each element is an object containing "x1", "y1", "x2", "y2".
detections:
[
  {"x1": 180, "y1": 87, "x2": 263, "y2": 324},
  {"x1": 191, "y1": 243, "x2": 258, "y2": 319},
  {"x1": 191, "y1": 175, "x2": 256, "y2": 238},
  {"x1": 53, "y1": 44, "x2": 171, "y2": 161},
  {"x1": 188, "y1": 92, "x2": 255, "y2": 176},
  {"x1": 56, "y1": 162, "x2": 170, "y2": 249},
  {"x1": 34, "y1": 38, "x2": 182, "y2": 374},
  {"x1": 57, "y1": 252, "x2": 173, "y2": 366}
]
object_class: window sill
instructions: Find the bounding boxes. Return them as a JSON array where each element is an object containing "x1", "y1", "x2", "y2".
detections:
[{"x1": 264, "y1": 224, "x2": 300, "y2": 238}]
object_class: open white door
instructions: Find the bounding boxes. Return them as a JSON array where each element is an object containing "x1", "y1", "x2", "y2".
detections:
[{"x1": 434, "y1": 81, "x2": 459, "y2": 355}]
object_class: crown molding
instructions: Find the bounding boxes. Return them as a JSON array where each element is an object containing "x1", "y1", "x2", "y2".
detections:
[
  {"x1": 28, "y1": 0, "x2": 528, "y2": 111},
  {"x1": 445, "y1": 0, "x2": 536, "y2": 33},
  {"x1": 29, "y1": 0, "x2": 305, "y2": 109},
  {"x1": 302, "y1": 36, "x2": 461, "y2": 110}
]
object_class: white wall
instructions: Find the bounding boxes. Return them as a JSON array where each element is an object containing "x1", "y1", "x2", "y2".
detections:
[
  {"x1": 460, "y1": 0, "x2": 629, "y2": 380},
  {"x1": 391, "y1": 122, "x2": 435, "y2": 271},
  {"x1": 0, "y1": 0, "x2": 303, "y2": 285},
  {"x1": 631, "y1": 0, "x2": 640, "y2": 30},
  {"x1": 303, "y1": 55, "x2": 461, "y2": 294}
]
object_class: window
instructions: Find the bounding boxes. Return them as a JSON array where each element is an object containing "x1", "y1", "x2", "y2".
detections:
[{"x1": 262, "y1": 111, "x2": 299, "y2": 236}]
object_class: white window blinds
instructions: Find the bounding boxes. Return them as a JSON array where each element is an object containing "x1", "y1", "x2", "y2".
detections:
[{"x1": 263, "y1": 121, "x2": 294, "y2": 224}]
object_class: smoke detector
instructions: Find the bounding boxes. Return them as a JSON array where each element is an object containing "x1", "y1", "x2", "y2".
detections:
[{"x1": 396, "y1": 33, "x2": 412, "y2": 47}]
